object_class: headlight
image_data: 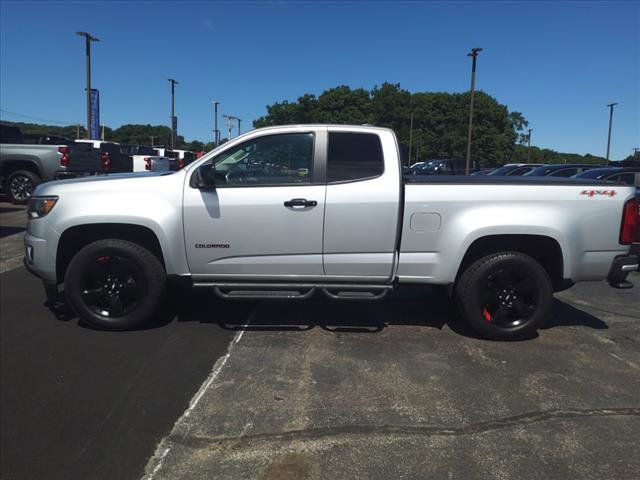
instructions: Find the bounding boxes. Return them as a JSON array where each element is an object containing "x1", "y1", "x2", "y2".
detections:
[{"x1": 27, "y1": 196, "x2": 58, "y2": 219}]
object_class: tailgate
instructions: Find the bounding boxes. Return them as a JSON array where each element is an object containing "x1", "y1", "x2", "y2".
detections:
[
  {"x1": 66, "y1": 143, "x2": 101, "y2": 173},
  {"x1": 150, "y1": 157, "x2": 171, "y2": 171}
]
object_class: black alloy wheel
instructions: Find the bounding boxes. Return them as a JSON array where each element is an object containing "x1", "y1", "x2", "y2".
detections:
[
  {"x1": 80, "y1": 255, "x2": 146, "y2": 318},
  {"x1": 64, "y1": 239, "x2": 166, "y2": 330},
  {"x1": 456, "y1": 251, "x2": 553, "y2": 340},
  {"x1": 479, "y1": 267, "x2": 539, "y2": 328}
]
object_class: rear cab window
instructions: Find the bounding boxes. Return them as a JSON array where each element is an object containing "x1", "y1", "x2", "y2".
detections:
[{"x1": 327, "y1": 132, "x2": 384, "y2": 183}]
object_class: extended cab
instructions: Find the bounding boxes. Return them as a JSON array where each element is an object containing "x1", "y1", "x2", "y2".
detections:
[{"x1": 23, "y1": 125, "x2": 639, "y2": 339}]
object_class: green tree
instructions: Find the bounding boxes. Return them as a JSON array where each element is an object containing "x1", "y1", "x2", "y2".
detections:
[{"x1": 252, "y1": 84, "x2": 529, "y2": 168}]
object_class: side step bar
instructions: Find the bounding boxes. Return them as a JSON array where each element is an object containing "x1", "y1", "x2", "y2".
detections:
[
  {"x1": 213, "y1": 286, "x2": 317, "y2": 300},
  {"x1": 193, "y1": 282, "x2": 393, "y2": 301}
]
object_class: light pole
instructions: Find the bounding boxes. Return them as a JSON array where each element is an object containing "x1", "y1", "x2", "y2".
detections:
[
  {"x1": 408, "y1": 112, "x2": 414, "y2": 167},
  {"x1": 465, "y1": 47, "x2": 482, "y2": 175},
  {"x1": 76, "y1": 31, "x2": 99, "y2": 139},
  {"x1": 606, "y1": 102, "x2": 618, "y2": 161},
  {"x1": 213, "y1": 101, "x2": 220, "y2": 146},
  {"x1": 168, "y1": 78, "x2": 179, "y2": 150},
  {"x1": 527, "y1": 128, "x2": 533, "y2": 162},
  {"x1": 223, "y1": 114, "x2": 235, "y2": 140},
  {"x1": 237, "y1": 117, "x2": 241, "y2": 136}
]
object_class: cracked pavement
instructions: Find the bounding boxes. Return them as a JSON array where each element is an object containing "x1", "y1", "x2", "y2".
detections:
[{"x1": 144, "y1": 279, "x2": 640, "y2": 480}]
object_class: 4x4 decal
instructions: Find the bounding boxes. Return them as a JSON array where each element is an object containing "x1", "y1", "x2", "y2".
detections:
[{"x1": 580, "y1": 190, "x2": 617, "y2": 197}]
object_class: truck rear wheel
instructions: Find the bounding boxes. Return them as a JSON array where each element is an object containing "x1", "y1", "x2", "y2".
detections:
[
  {"x1": 5, "y1": 170, "x2": 41, "y2": 203},
  {"x1": 456, "y1": 251, "x2": 553, "y2": 340},
  {"x1": 64, "y1": 239, "x2": 166, "y2": 330}
]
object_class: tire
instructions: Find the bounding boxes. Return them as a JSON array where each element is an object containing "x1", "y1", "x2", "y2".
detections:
[
  {"x1": 456, "y1": 251, "x2": 553, "y2": 340},
  {"x1": 64, "y1": 239, "x2": 166, "y2": 330},
  {"x1": 5, "y1": 170, "x2": 41, "y2": 203}
]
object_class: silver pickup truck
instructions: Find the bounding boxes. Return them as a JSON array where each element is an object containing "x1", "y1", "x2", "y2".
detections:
[
  {"x1": 1, "y1": 126, "x2": 102, "y2": 202},
  {"x1": 23, "y1": 125, "x2": 639, "y2": 339}
]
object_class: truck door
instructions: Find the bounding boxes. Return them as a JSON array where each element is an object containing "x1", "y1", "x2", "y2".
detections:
[
  {"x1": 183, "y1": 130, "x2": 326, "y2": 279},
  {"x1": 322, "y1": 129, "x2": 401, "y2": 281}
]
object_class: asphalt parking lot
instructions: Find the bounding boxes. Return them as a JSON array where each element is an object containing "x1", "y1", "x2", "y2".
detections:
[{"x1": 1, "y1": 201, "x2": 639, "y2": 480}]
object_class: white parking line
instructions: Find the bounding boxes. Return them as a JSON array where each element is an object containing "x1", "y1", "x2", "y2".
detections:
[
  {"x1": 609, "y1": 352, "x2": 640, "y2": 370},
  {"x1": 142, "y1": 319, "x2": 251, "y2": 480}
]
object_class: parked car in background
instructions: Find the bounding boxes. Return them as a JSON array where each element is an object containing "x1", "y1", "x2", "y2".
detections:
[
  {"x1": 76, "y1": 140, "x2": 132, "y2": 173},
  {"x1": 488, "y1": 163, "x2": 546, "y2": 176},
  {"x1": 612, "y1": 159, "x2": 640, "y2": 168},
  {"x1": 22, "y1": 133, "x2": 76, "y2": 145},
  {"x1": 1, "y1": 125, "x2": 102, "y2": 203},
  {"x1": 573, "y1": 167, "x2": 640, "y2": 189},
  {"x1": 166, "y1": 149, "x2": 197, "y2": 169},
  {"x1": 524, "y1": 164, "x2": 606, "y2": 178},
  {"x1": 153, "y1": 148, "x2": 180, "y2": 170},
  {"x1": 411, "y1": 158, "x2": 477, "y2": 175},
  {"x1": 121, "y1": 144, "x2": 175, "y2": 172},
  {"x1": 137, "y1": 155, "x2": 175, "y2": 172},
  {"x1": 122, "y1": 144, "x2": 156, "y2": 157},
  {"x1": 470, "y1": 168, "x2": 495, "y2": 176}
]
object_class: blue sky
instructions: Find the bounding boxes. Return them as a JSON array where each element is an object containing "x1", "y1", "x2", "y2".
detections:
[{"x1": 1, "y1": 1, "x2": 638, "y2": 159}]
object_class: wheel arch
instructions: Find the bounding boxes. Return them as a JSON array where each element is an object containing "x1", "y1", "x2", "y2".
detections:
[
  {"x1": 1, "y1": 160, "x2": 41, "y2": 177},
  {"x1": 455, "y1": 234, "x2": 567, "y2": 291},
  {"x1": 56, "y1": 223, "x2": 166, "y2": 283}
]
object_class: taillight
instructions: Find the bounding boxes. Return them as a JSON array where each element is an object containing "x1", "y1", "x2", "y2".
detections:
[
  {"x1": 178, "y1": 158, "x2": 184, "y2": 169},
  {"x1": 620, "y1": 198, "x2": 639, "y2": 245},
  {"x1": 58, "y1": 146, "x2": 70, "y2": 167},
  {"x1": 101, "y1": 152, "x2": 111, "y2": 172},
  {"x1": 144, "y1": 157, "x2": 151, "y2": 171}
]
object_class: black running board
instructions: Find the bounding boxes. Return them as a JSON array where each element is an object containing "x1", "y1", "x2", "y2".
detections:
[{"x1": 193, "y1": 282, "x2": 393, "y2": 301}]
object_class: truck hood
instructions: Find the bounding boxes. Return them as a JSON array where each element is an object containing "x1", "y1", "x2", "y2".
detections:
[{"x1": 33, "y1": 171, "x2": 179, "y2": 196}]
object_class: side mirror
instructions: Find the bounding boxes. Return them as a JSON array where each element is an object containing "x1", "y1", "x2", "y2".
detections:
[{"x1": 190, "y1": 163, "x2": 216, "y2": 189}]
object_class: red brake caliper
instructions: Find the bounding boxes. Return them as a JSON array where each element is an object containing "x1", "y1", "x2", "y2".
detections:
[{"x1": 483, "y1": 308, "x2": 492, "y2": 322}]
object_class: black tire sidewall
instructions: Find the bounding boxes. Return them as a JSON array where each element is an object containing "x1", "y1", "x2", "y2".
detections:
[
  {"x1": 64, "y1": 239, "x2": 166, "y2": 330},
  {"x1": 457, "y1": 252, "x2": 553, "y2": 340},
  {"x1": 6, "y1": 170, "x2": 41, "y2": 204}
]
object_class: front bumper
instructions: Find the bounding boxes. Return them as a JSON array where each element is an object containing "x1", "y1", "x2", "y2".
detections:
[
  {"x1": 607, "y1": 250, "x2": 640, "y2": 289},
  {"x1": 23, "y1": 231, "x2": 57, "y2": 283}
]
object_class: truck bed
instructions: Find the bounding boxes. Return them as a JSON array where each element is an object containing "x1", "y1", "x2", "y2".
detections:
[
  {"x1": 399, "y1": 176, "x2": 634, "y2": 285},
  {"x1": 404, "y1": 175, "x2": 620, "y2": 187}
]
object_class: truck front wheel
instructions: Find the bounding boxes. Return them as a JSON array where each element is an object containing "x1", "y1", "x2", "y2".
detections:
[
  {"x1": 64, "y1": 239, "x2": 166, "y2": 330},
  {"x1": 5, "y1": 170, "x2": 41, "y2": 203},
  {"x1": 456, "y1": 251, "x2": 553, "y2": 340}
]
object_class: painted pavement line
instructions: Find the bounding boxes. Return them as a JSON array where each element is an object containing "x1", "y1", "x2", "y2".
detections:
[{"x1": 142, "y1": 318, "x2": 251, "y2": 479}]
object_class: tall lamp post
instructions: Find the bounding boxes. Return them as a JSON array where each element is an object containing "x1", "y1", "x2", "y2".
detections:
[
  {"x1": 527, "y1": 128, "x2": 533, "y2": 162},
  {"x1": 465, "y1": 47, "x2": 482, "y2": 175},
  {"x1": 213, "y1": 101, "x2": 220, "y2": 146},
  {"x1": 606, "y1": 102, "x2": 618, "y2": 161},
  {"x1": 76, "y1": 31, "x2": 99, "y2": 139},
  {"x1": 237, "y1": 117, "x2": 241, "y2": 136},
  {"x1": 168, "y1": 78, "x2": 179, "y2": 150}
]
